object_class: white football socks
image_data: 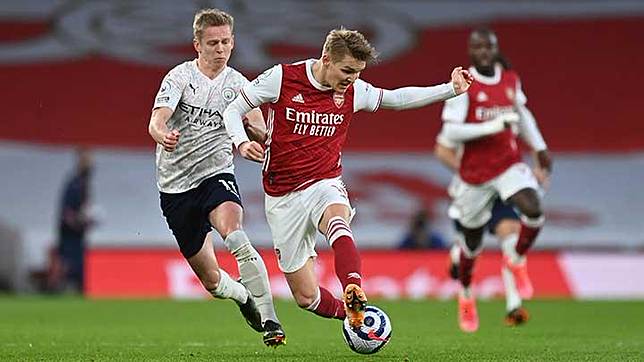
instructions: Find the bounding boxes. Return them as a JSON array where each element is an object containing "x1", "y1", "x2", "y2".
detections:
[
  {"x1": 225, "y1": 230, "x2": 280, "y2": 324},
  {"x1": 501, "y1": 233, "x2": 524, "y2": 265},
  {"x1": 210, "y1": 268, "x2": 248, "y2": 304},
  {"x1": 500, "y1": 234, "x2": 522, "y2": 311},
  {"x1": 449, "y1": 243, "x2": 461, "y2": 265},
  {"x1": 502, "y1": 266, "x2": 522, "y2": 312}
]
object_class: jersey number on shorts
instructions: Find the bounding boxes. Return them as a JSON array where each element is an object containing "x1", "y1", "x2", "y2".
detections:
[{"x1": 218, "y1": 180, "x2": 240, "y2": 198}]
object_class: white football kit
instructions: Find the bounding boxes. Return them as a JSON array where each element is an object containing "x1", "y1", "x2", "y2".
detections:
[{"x1": 153, "y1": 60, "x2": 249, "y2": 193}]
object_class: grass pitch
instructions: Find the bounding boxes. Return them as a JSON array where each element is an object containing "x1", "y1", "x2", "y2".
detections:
[{"x1": 1, "y1": 296, "x2": 642, "y2": 361}]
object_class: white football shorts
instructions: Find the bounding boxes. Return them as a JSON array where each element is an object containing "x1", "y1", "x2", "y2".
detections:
[
  {"x1": 265, "y1": 177, "x2": 352, "y2": 273},
  {"x1": 448, "y1": 162, "x2": 539, "y2": 228}
]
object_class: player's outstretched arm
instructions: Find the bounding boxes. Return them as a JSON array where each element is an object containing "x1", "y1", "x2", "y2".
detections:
[
  {"x1": 379, "y1": 67, "x2": 473, "y2": 110},
  {"x1": 149, "y1": 107, "x2": 180, "y2": 152},
  {"x1": 442, "y1": 113, "x2": 517, "y2": 142}
]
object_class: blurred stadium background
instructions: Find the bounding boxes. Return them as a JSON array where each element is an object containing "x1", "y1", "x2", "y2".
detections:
[{"x1": 1, "y1": 0, "x2": 643, "y2": 302}]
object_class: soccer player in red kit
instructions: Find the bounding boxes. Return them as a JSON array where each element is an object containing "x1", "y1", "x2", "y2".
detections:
[
  {"x1": 224, "y1": 28, "x2": 473, "y2": 329},
  {"x1": 439, "y1": 28, "x2": 552, "y2": 332}
]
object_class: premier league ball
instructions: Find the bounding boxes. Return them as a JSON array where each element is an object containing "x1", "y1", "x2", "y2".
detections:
[{"x1": 341, "y1": 305, "x2": 392, "y2": 354}]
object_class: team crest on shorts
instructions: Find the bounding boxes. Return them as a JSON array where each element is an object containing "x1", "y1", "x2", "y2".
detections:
[{"x1": 333, "y1": 92, "x2": 345, "y2": 108}]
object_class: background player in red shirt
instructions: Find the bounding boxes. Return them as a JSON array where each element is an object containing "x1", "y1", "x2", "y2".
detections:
[
  {"x1": 439, "y1": 28, "x2": 552, "y2": 332},
  {"x1": 435, "y1": 135, "x2": 532, "y2": 328},
  {"x1": 224, "y1": 28, "x2": 473, "y2": 330}
]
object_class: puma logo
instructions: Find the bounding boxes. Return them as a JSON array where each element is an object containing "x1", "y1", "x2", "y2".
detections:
[{"x1": 189, "y1": 83, "x2": 198, "y2": 94}]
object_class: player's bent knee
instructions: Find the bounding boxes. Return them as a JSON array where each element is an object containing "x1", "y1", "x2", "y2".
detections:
[
  {"x1": 210, "y1": 203, "x2": 243, "y2": 238},
  {"x1": 521, "y1": 206, "x2": 543, "y2": 220}
]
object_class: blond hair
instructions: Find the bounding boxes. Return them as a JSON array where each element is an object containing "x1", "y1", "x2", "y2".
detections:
[
  {"x1": 323, "y1": 28, "x2": 378, "y2": 63},
  {"x1": 193, "y1": 8, "x2": 234, "y2": 41}
]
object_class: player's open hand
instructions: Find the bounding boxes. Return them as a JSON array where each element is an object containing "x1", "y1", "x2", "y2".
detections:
[
  {"x1": 239, "y1": 141, "x2": 265, "y2": 162},
  {"x1": 163, "y1": 129, "x2": 180, "y2": 152},
  {"x1": 451, "y1": 67, "x2": 474, "y2": 95}
]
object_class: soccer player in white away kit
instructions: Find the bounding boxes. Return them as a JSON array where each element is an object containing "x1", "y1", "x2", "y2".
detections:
[
  {"x1": 224, "y1": 28, "x2": 473, "y2": 330},
  {"x1": 438, "y1": 28, "x2": 552, "y2": 332},
  {"x1": 147, "y1": 8, "x2": 285, "y2": 347}
]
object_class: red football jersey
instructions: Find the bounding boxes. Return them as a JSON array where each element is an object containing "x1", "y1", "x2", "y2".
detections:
[
  {"x1": 458, "y1": 68, "x2": 523, "y2": 184},
  {"x1": 261, "y1": 62, "x2": 356, "y2": 196}
]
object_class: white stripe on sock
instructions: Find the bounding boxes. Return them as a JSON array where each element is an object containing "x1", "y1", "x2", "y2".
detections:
[
  {"x1": 305, "y1": 288, "x2": 321, "y2": 311},
  {"x1": 520, "y1": 214, "x2": 545, "y2": 228},
  {"x1": 326, "y1": 216, "x2": 353, "y2": 245}
]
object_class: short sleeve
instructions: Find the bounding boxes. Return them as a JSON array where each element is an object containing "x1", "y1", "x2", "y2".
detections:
[
  {"x1": 239, "y1": 65, "x2": 282, "y2": 108},
  {"x1": 441, "y1": 93, "x2": 469, "y2": 123},
  {"x1": 515, "y1": 79, "x2": 527, "y2": 106},
  {"x1": 153, "y1": 68, "x2": 186, "y2": 111},
  {"x1": 353, "y1": 78, "x2": 384, "y2": 113}
]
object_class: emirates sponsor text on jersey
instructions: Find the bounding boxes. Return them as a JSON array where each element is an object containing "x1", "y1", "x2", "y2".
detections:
[
  {"x1": 474, "y1": 105, "x2": 515, "y2": 121},
  {"x1": 285, "y1": 107, "x2": 343, "y2": 137}
]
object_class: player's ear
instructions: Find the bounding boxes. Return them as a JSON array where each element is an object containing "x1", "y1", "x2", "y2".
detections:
[
  {"x1": 321, "y1": 53, "x2": 332, "y2": 66},
  {"x1": 231, "y1": 35, "x2": 235, "y2": 50},
  {"x1": 193, "y1": 38, "x2": 200, "y2": 54}
]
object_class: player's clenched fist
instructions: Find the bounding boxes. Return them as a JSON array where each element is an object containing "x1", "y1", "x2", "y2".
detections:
[
  {"x1": 163, "y1": 129, "x2": 180, "y2": 152},
  {"x1": 451, "y1": 67, "x2": 474, "y2": 95},
  {"x1": 239, "y1": 141, "x2": 265, "y2": 162}
]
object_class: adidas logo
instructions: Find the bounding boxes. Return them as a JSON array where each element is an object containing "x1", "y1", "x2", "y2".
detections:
[{"x1": 291, "y1": 93, "x2": 305, "y2": 103}]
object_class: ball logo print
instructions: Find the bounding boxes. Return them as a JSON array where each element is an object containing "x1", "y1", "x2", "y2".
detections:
[{"x1": 342, "y1": 305, "x2": 392, "y2": 354}]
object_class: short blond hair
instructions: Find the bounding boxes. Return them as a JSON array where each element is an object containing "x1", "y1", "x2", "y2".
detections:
[
  {"x1": 193, "y1": 8, "x2": 234, "y2": 41},
  {"x1": 323, "y1": 28, "x2": 378, "y2": 63}
]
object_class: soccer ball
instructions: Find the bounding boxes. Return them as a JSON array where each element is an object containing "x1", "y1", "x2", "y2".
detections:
[{"x1": 341, "y1": 305, "x2": 392, "y2": 354}]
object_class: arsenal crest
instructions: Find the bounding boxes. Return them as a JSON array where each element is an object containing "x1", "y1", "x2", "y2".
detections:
[{"x1": 333, "y1": 92, "x2": 345, "y2": 108}]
